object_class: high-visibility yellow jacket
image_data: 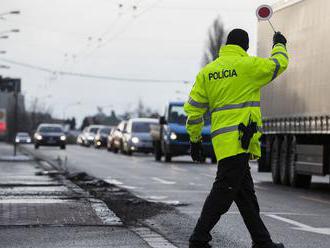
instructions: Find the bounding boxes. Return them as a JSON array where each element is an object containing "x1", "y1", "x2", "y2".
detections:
[{"x1": 184, "y1": 44, "x2": 289, "y2": 161}]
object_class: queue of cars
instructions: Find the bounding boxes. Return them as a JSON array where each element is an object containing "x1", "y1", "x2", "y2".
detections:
[
  {"x1": 79, "y1": 104, "x2": 216, "y2": 163},
  {"x1": 17, "y1": 102, "x2": 216, "y2": 163}
]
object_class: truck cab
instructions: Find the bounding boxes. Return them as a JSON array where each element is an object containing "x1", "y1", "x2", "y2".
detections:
[{"x1": 151, "y1": 101, "x2": 216, "y2": 163}]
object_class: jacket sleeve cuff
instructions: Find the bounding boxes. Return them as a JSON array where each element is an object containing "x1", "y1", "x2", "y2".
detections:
[{"x1": 190, "y1": 136, "x2": 202, "y2": 143}]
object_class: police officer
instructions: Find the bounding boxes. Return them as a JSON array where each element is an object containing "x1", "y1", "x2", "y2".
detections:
[{"x1": 184, "y1": 29, "x2": 288, "y2": 248}]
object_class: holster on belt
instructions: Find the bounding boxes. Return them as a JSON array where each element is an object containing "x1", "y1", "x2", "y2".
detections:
[{"x1": 238, "y1": 118, "x2": 258, "y2": 150}]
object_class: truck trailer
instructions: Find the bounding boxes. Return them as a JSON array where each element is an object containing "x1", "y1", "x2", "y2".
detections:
[{"x1": 257, "y1": 0, "x2": 330, "y2": 187}]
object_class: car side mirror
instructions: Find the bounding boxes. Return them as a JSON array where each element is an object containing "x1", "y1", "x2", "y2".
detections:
[{"x1": 159, "y1": 116, "x2": 167, "y2": 125}]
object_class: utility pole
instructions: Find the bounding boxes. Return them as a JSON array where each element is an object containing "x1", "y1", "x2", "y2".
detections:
[{"x1": 13, "y1": 82, "x2": 18, "y2": 156}]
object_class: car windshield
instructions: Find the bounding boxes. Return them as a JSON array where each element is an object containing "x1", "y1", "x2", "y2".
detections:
[
  {"x1": 168, "y1": 105, "x2": 187, "y2": 125},
  {"x1": 132, "y1": 122, "x2": 151, "y2": 133},
  {"x1": 100, "y1": 128, "x2": 111, "y2": 134},
  {"x1": 39, "y1": 126, "x2": 63, "y2": 133},
  {"x1": 89, "y1": 128, "x2": 99, "y2": 134},
  {"x1": 17, "y1": 133, "x2": 29, "y2": 137},
  {"x1": 168, "y1": 104, "x2": 211, "y2": 125}
]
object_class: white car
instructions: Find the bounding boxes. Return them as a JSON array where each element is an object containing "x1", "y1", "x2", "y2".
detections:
[
  {"x1": 80, "y1": 125, "x2": 105, "y2": 147},
  {"x1": 15, "y1": 132, "x2": 32, "y2": 144}
]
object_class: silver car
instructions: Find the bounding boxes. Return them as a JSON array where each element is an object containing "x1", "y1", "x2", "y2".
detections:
[
  {"x1": 15, "y1": 132, "x2": 32, "y2": 144},
  {"x1": 122, "y1": 118, "x2": 158, "y2": 155}
]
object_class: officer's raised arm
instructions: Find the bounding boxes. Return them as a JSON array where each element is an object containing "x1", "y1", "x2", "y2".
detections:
[{"x1": 253, "y1": 32, "x2": 289, "y2": 87}]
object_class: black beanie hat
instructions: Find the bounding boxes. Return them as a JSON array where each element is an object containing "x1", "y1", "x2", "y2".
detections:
[{"x1": 226, "y1": 29, "x2": 249, "y2": 51}]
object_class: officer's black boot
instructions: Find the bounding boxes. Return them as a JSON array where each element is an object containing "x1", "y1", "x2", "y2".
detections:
[{"x1": 252, "y1": 242, "x2": 285, "y2": 248}]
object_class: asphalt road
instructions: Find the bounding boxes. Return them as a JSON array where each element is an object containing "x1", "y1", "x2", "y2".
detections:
[{"x1": 22, "y1": 144, "x2": 330, "y2": 248}]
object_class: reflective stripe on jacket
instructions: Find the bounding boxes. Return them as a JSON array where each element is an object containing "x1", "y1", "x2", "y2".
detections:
[{"x1": 184, "y1": 44, "x2": 289, "y2": 161}]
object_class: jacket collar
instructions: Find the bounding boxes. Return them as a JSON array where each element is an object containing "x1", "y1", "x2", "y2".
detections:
[{"x1": 219, "y1": 45, "x2": 248, "y2": 57}]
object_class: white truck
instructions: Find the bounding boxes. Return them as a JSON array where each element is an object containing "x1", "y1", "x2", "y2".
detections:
[{"x1": 258, "y1": 0, "x2": 330, "y2": 187}]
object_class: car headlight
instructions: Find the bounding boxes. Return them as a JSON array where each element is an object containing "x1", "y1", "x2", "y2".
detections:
[
  {"x1": 60, "y1": 135, "x2": 66, "y2": 141},
  {"x1": 35, "y1": 134, "x2": 42, "y2": 140},
  {"x1": 15, "y1": 138, "x2": 20, "y2": 143},
  {"x1": 170, "y1": 132, "x2": 177, "y2": 140},
  {"x1": 88, "y1": 136, "x2": 94, "y2": 140},
  {"x1": 27, "y1": 138, "x2": 31, "y2": 143},
  {"x1": 132, "y1": 137, "x2": 139, "y2": 144}
]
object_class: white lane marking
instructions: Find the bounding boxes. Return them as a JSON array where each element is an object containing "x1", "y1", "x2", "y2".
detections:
[
  {"x1": 300, "y1": 196, "x2": 330, "y2": 205},
  {"x1": 189, "y1": 182, "x2": 204, "y2": 187},
  {"x1": 160, "y1": 200, "x2": 181, "y2": 205},
  {"x1": 130, "y1": 227, "x2": 177, "y2": 248},
  {"x1": 89, "y1": 198, "x2": 122, "y2": 226},
  {"x1": 254, "y1": 185, "x2": 267, "y2": 190},
  {"x1": 267, "y1": 214, "x2": 330, "y2": 236},
  {"x1": 171, "y1": 166, "x2": 187, "y2": 172},
  {"x1": 121, "y1": 185, "x2": 138, "y2": 190},
  {"x1": 104, "y1": 179, "x2": 123, "y2": 185},
  {"x1": 147, "y1": 196, "x2": 168, "y2": 200},
  {"x1": 152, "y1": 177, "x2": 176, "y2": 185}
]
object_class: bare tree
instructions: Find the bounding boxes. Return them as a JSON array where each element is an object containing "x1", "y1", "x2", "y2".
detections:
[{"x1": 201, "y1": 16, "x2": 226, "y2": 67}]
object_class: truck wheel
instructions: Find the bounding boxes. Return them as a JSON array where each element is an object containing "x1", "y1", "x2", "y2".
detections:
[
  {"x1": 270, "y1": 136, "x2": 281, "y2": 184},
  {"x1": 154, "y1": 141, "x2": 162, "y2": 161},
  {"x1": 258, "y1": 135, "x2": 273, "y2": 172},
  {"x1": 211, "y1": 156, "x2": 217, "y2": 164},
  {"x1": 287, "y1": 136, "x2": 312, "y2": 188},
  {"x1": 279, "y1": 136, "x2": 290, "y2": 185}
]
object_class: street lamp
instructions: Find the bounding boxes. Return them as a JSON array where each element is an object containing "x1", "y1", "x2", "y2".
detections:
[
  {"x1": 0, "y1": 64, "x2": 10, "y2": 69},
  {"x1": 0, "y1": 10, "x2": 20, "y2": 19},
  {"x1": 9, "y1": 11, "x2": 20, "y2": 15},
  {"x1": 0, "y1": 29, "x2": 20, "y2": 35}
]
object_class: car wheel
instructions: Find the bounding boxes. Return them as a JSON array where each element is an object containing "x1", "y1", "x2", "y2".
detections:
[
  {"x1": 60, "y1": 145, "x2": 66, "y2": 150},
  {"x1": 165, "y1": 153, "x2": 172, "y2": 162},
  {"x1": 34, "y1": 144, "x2": 39, "y2": 149},
  {"x1": 211, "y1": 156, "x2": 217, "y2": 164},
  {"x1": 154, "y1": 141, "x2": 162, "y2": 161}
]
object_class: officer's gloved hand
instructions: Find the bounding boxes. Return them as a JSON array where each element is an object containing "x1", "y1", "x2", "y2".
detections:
[
  {"x1": 273, "y1": 32, "x2": 287, "y2": 47},
  {"x1": 190, "y1": 141, "x2": 204, "y2": 163}
]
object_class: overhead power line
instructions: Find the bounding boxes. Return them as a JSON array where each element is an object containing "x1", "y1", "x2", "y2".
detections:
[{"x1": 0, "y1": 57, "x2": 186, "y2": 83}]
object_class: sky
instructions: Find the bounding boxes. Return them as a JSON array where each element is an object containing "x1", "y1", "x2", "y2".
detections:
[{"x1": 0, "y1": 0, "x2": 277, "y2": 125}]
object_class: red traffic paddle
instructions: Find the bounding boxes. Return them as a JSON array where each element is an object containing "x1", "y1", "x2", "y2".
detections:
[{"x1": 256, "y1": 5, "x2": 276, "y2": 33}]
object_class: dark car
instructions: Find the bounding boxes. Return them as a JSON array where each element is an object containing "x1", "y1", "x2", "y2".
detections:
[
  {"x1": 34, "y1": 124, "x2": 66, "y2": 150},
  {"x1": 94, "y1": 127, "x2": 112, "y2": 148},
  {"x1": 107, "y1": 121, "x2": 127, "y2": 153}
]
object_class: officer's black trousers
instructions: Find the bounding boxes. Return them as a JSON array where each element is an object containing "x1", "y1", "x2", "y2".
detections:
[{"x1": 190, "y1": 153, "x2": 273, "y2": 246}]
